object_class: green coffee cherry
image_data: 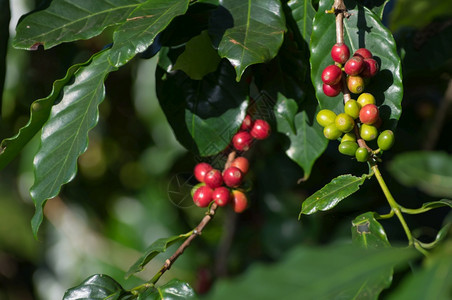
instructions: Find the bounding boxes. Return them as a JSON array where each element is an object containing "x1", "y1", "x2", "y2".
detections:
[
  {"x1": 339, "y1": 141, "x2": 359, "y2": 156},
  {"x1": 316, "y1": 109, "x2": 337, "y2": 127},
  {"x1": 357, "y1": 93, "x2": 376, "y2": 107},
  {"x1": 335, "y1": 113, "x2": 355, "y2": 133},
  {"x1": 359, "y1": 124, "x2": 378, "y2": 141},
  {"x1": 341, "y1": 132, "x2": 356, "y2": 143},
  {"x1": 344, "y1": 100, "x2": 360, "y2": 119},
  {"x1": 323, "y1": 123, "x2": 342, "y2": 140},
  {"x1": 355, "y1": 147, "x2": 369, "y2": 162},
  {"x1": 377, "y1": 130, "x2": 395, "y2": 150}
]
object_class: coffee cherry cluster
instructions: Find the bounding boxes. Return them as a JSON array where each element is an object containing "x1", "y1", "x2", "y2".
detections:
[
  {"x1": 316, "y1": 92, "x2": 394, "y2": 162},
  {"x1": 322, "y1": 43, "x2": 379, "y2": 97},
  {"x1": 191, "y1": 115, "x2": 271, "y2": 213}
]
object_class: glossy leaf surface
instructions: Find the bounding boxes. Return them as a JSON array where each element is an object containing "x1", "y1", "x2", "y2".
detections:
[
  {"x1": 352, "y1": 212, "x2": 390, "y2": 248},
  {"x1": 63, "y1": 274, "x2": 126, "y2": 300},
  {"x1": 137, "y1": 280, "x2": 197, "y2": 299}
]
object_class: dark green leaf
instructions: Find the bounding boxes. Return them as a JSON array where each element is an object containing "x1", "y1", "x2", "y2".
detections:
[
  {"x1": 352, "y1": 212, "x2": 390, "y2": 248},
  {"x1": 310, "y1": 0, "x2": 403, "y2": 130},
  {"x1": 126, "y1": 233, "x2": 190, "y2": 278},
  {"x1": 157, "y1": 58, "x2": 248, "y2": 156},
  {"x1": 108, "y1": 0, "x2": 189, "y2": 67},
  {"x1": 218, "y1": 0, "x2": 286, "y2": 81},
  {"x1": 63, "y1": 274, "x2": 128, "y2": 300},
  {"x1": 30, "y1": 50, "x2": 117, "y2": 237},
  {"x1": 173, "y1": 30, "x2": 221, "y2": 80},
  {"x1": 288, "y1": 0, "x2": 315, "y2": 44},
  {"x1": 0, "y1": 0, "x2": 9, "y2": 111},
  {"x1": 362, "y1": 0, "x2": 390, "y2": 19},
  {"x1": 137, "y1": 279, "x2": 197, "y2": 299},
  {"x1": 13, "y1": 0, "x2": 146, "y2": 50},
  {"x1": 388, "y1": 152, "x2": 452, "y2": 198},
  {"x1": 275, "y1": 94, "x2": 327, "y2": 179},
  {"x1": 209, "y1": 244, "x2": 418, "y2": 299},
  {"x1": 0, "y1": 59, "x2": 90, "y2": 170},
  {"x1": 300, "y1": 174, "x2": 368, "y2": 216}
]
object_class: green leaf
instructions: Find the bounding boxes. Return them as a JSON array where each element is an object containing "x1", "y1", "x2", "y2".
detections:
[
  {"x1": 419, "y1": 222, "x2": 452, "y2": 249},
  {"x1": 310, "y1": 0, "x2": 403, "y2": 130},
  {"x1": 275, "y1": 94, "x2": 327, "y2": 179},
  {"x1": 0, "y1": 0, "x2": 9, "y2": 109},
  {"x1": 300, "y1": 174, "x2": 368, "y2": 216},
  {"x1": 388, "y1": 152, "x2": 452, "y2": 198},
  {"x1": 156, "y1": 58, "x2": 249, "y2": 156},
  {"x1": 288, "y1": 0, "x2": 316, "y2": 44},
  {"x1": 108, "y1": 0, "x2": 189, "y2": 67},
  {"x1": 126, "y1": 233, "x2": 190, "y2": 278},
  {"x1": 30, "y1": 50, "x2": 117, "y2": 237},
  {"x1": 173, "y1": 30, "x2": 221, "y2": 80},
  {"x1": 137, "y1": 279, "x2": 197, "y2": 299},
  {"x1": 13, "y1": 0, "x2": 146, "y2": 50},
  {"x1": 218, "y1": 0, "x2": 286, "y2": 81},
  {"x1": 63, "y1": 274, "x2": 128, "y2": 300},
  {"x1": 362, "y1": 0, "x2": 390, "y2": 19},
  {"x1": 0, "y1": 59, "x2": 91, "y2": 170},
  {"x1": 209, "y1": 244, "x2": 418, "y2": 299},
  {"x1": 352, "y1": 212, "x2": 390, "y2": 248},
  {"x1": 404, "y1": 199, "x2": 452, "y2": 215}
]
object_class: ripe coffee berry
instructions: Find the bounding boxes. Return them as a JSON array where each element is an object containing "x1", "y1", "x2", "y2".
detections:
[
  {"x1": 321, "y1": 65, "x2": 342, "y2": 85},
  {"x1": 240, "y1": 115, "x2": 253, "y2": 131},
  {"x1": 339, "y1": 141, "x2": 359, "y2": 156},
  {"x1": 355, "y1": 147, "x2": 369, "y2": 162},
  {"x1": 335, "y1": 113, "x2": 355, "y2": 133},
  {"x1": 360, "y1": 124, "x2": 378, "y2": 141},
  {"x1": 231, "y1": 190, "x2": 248, "y2": 213},
  {"x1": 377, "y1": 130, "x2": 395, "y2": 151},
  {"x1": 354, "y1": 48, "x2": 372, "y2": 59},
  {"x1": 231, "y1": 157, "x2": 249, "y2": 174},
  {"x1": 344, "y1": 100, "x2": 360, "y2": 119},
  {"x1": 323, "y1": 123, "x2": 342, "y2": 140},
  {"x1": 194, "y1": 162, "x2": 212, "y2": 182},
  {"x1": 316, "y1": 109, "x2": 336, "y2": 127},
  {"x1": 191, "y1": 182, "x2": 205, "y2": 198},
  {"x1": 344, "y1": 56, "x2": 364, "y2": 76},
  {"x1": 347, "y1": 75, "x2": 365, "y2": 94},
  {"x1": 361, "y1": 58, "x2": 379, "y2": 78},
  {"x1": 323, "y1": 82, "x2": 342, "y2": 97},
  {"x1": 331, "y1": 43, "x2": 350, "y2": 64},
  {"x1": 250, "y1": 119, "x2": 271, "y2": 140},
  {"x1": 357, "y1": 93, "x2": 376, "y2": 107},
  {"x1": 223, "y1": 166, "x2": 243, "y2": 187},
  {"x1": 359, "y1": 104, "x2": 379, "y2": 124},
  {"x1": 213, "y1": 187, "x2": 231, "y2": 206},
  {"x1": 232, "y1": 131, "x2": 253, "y2": 151},
  {"x1": 204, "y1": 169, "x2": 223, "y2": 189},
  {"x1": 193, "y1": 185, "x2": 213, "y2": 207}
]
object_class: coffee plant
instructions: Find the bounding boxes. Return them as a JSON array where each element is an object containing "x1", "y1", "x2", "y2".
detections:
[{"x1": 1, "y1": 0, "x2": 452, "y2": 299}]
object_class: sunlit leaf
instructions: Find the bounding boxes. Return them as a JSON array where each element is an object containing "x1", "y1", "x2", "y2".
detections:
[
  {"x1": 137, "y1": 279, "x2": 197, "y2": 299},
  {"x1": 63, "y1": 274, "x2": 128, "y2": 300},
  {"x1": 362, "y1": 0, "x2": 390, "y2": 19}
]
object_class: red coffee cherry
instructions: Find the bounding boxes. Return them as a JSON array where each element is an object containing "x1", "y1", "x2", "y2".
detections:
[
  {"x1": 240, "y1": 115, "x2": 253, "y2": 131},
  {"x1": 232, "y1": 131, "x2": 253, "y2": 151},
  {"x1": 323, "y1": 82, "x2": 342, "y2": 97},
  {"x1": 344, "y1": 56, "x2": 364, "y2": 76},
  {"x1": 321, "y1": 65, "x2": 342, "y2": 85},
  {"x1": 359, "y1": 104, "x2": 379, "y2": 124},
  {"x1": 331, "y1": 43, "x2": 350, "y2": 64},
  {"x1": 250, "y1": 119, "x2": 271, "y2": 140},
  {"x1": 194, "y1": 162, "x2": 213, "y2": 182},
  {"x1": 204, "y1": 169, "x2": 223, "y2": 189},
  {"x1": 231, "y1": 190, "x2": 248, "y2": 213},
  {"x1": 354, "y1": 48, "x2": 372, "y2": 59},
  {"x1": 193, "y1": 185, "x2": 213, "y2": 207},
  {"x1": 223, "y1": 166, "x2": 243, "y2": 187},
  {"x1": 213, "y1": 187, "x2": 231, "y2": 207},
  {"x1": 361, "y1": 58, "x2": 379, "y2": 78},
  {"x1": 231, "y1": 157, "x2": 249, "y2": 174}
]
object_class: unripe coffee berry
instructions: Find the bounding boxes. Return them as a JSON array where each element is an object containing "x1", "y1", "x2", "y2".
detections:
[
  {"x1": 357, "y1": 93, "x2": 376, "y2": 107},
  {"x1": 344, "y1": 100, "x2": 360, "y2": 119},
  {"x1": 240, "y1": 115, "x2": 253, "y2": 131},
  {"x1": 359, "y1": 124, "x2": 378, "y2": 141},
  {"x1": 193, "y1": 185, "x2": 213, "y2": 207},
  {"x1": 323, "y1": 123, "x2": 342, "y2": 140},
  {"x1": 354, "y1": 48, "x2": 372, "y2": 59},
  {"x1": 359, "y1": 104, "x2": 379, "y2": 124},
  {"x1": 321, "y1": 65, "x2": 342, "y2": 85},
  {"x1": 323, "y1": 83, "x2": 342, "y2": 97},
  {"x1": 344, "y1": 56, "x2": 364, "y2": 76},
  {"x1": 377, "y1": 130, "x2": 395, "y2": 151},
  {"x1": 194, "y1": 162, "x2": 213, "y2": 182},
  {"x1": 250, "y1": 119, "x2": 271, "y2": 140},
  {"x1": 335, "y1": 113, "x2": 355, "y2": 133},
  {"x1": 341, "y1": 132, "x2": 356, "y2": 143},
  {"x1": 231, "y1": 157, "x2": 249, "y2": 174},
  {"x1": 361, "y1": 58, "x2": 379, "y2": 78},
  {"x1": 347, "y1": 75, "x2": 365, "y2": 94},
  {"x1": 231, "y1": 190, "x2": 248, "y2": 213},
  {"x1": 316, "y1": 109, "x2": 337, "y2": 127},
  {"x1": 213, "y1": 187, "x2": 231, "y2": 206},
  {"x1": 355, "y1": 147, "x2": 369, "y2": 162},
  {"x1": 232, "y1": 131, "x2": 253, "y2": 151},
  {"x1": 339, "y1": 141, "x2": 359, "y2": 156},
  {"x1": 223, "y1": 166, "x2": 243, "y2": 187},
  {"x1": 204, "y1": 169, "x2": 223, "y2": 189},
  {"x1": 331, "y1": 43, "x2": 350, "y2": 64}
]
